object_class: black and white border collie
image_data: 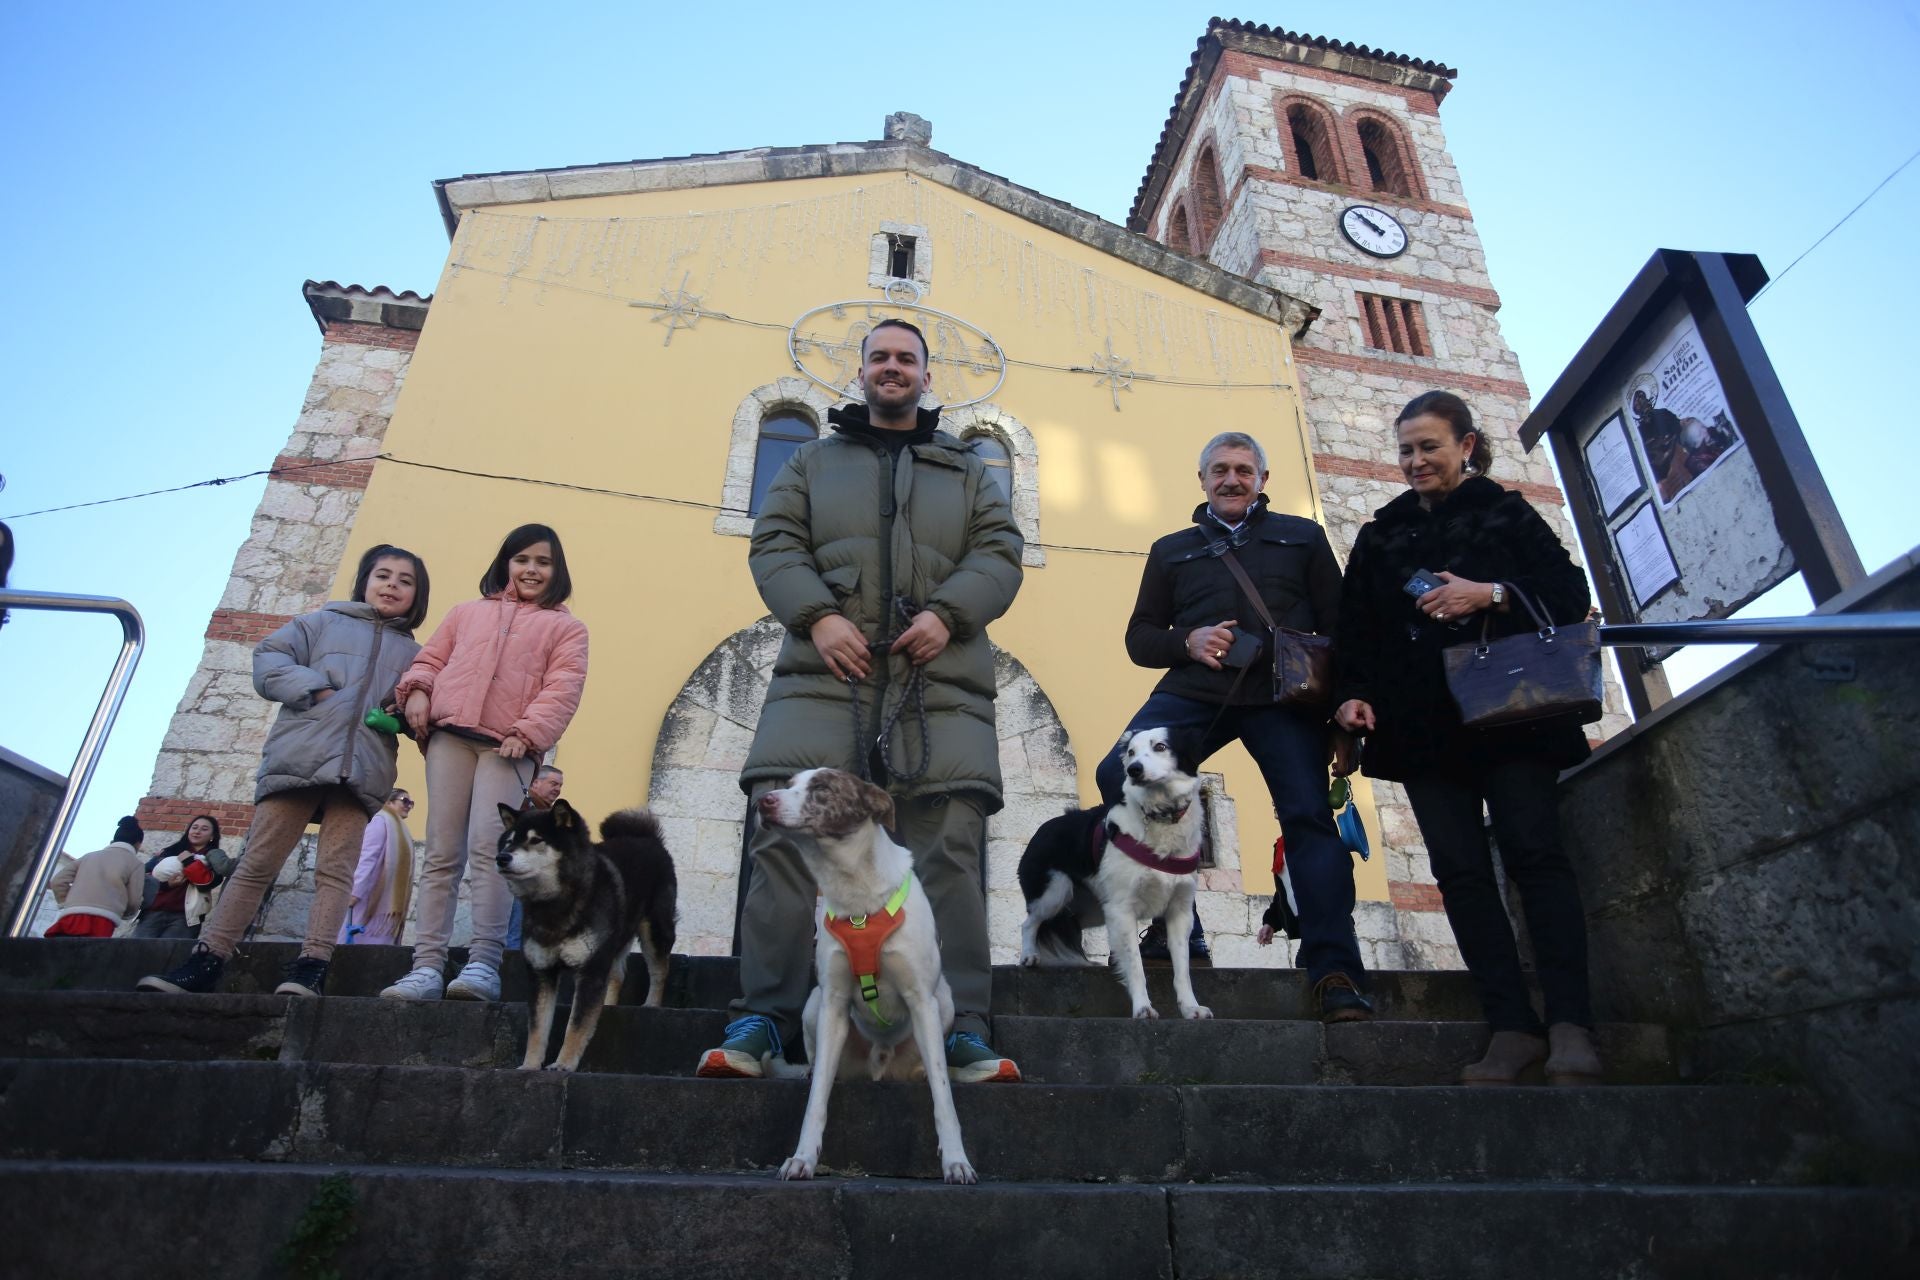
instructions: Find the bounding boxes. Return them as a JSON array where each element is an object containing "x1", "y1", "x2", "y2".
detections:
[{"x1": 1016, "y1": 726, "x2": 1212, "y2": 1020}]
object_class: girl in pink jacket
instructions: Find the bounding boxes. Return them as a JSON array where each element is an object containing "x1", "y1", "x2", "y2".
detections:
[{"x1": 380, "y1": 524, "x2": 589, "y2": 1003}]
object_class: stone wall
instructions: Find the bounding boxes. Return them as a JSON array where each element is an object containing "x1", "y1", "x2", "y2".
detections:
[
  {"x1": 1567, "y1": 550, "x2": 1920, "y2": 1156},
  {"x1": 130, "y1": 284, "x2": 426, "y2": 918}
]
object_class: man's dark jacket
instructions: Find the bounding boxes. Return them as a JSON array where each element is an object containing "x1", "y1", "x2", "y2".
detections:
[
  {"x1": 1334, "y1": 475, "x2": 1593, "y2": 781},
  {"x1": 1124, "y1": 495, "x2": 1341, "y2": 707}
]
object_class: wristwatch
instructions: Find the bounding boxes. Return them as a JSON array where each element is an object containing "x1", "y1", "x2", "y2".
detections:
[{"x1": 1490, "y1": 583, "x2": 1507, "y2": 607}]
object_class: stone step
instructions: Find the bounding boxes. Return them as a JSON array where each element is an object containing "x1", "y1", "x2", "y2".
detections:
[
  {"x1": 0, "y1": 1056, "x2": 1829, "y2": 1186},
  {"x1": 0, "y1": 990, "x2": 1681, "y2": 1085},
  {"x1": 3, "y1": 1160, "x2": 1912, "y2": 1280},
  {"x1": 0, "y1": 936, "x2": 1500, "y2": 1019}
]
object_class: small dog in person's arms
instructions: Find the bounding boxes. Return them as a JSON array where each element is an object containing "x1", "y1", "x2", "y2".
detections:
[
  {"x1": 1017, "y1": 726, "x2": 1213, "y2": 1021},
  {"x1": 494, "y1": 799, "x2": 677, "y2": 1073},
  {"x1": 758, "y1": 768, "x2": 976, "y2": 1185}
]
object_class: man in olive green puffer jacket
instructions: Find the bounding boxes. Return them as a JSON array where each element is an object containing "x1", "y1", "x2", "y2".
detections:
[{"x1": 697, "y1": 319, "x2": 1026, "y2": 1083}]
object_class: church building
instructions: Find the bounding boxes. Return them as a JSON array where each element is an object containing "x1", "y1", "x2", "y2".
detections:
[{"x1": 132, "y1": 20, "x2": 1626, "y2": 966}]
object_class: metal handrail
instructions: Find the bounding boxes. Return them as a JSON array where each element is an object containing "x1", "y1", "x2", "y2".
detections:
[
  {"x1": 1, "y1": 589, "x2": 145, "y2": 938},
  {"x1": 1597, "y1": 611, "x2": 1920, "y2": 647}
]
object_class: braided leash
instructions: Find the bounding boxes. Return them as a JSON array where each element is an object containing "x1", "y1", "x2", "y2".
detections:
[{"x1": 846, "y1": 596, "x2": 933, "y2": 786}]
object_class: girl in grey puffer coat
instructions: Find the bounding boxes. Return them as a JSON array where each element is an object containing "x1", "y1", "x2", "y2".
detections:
[{"x1": 136, "y1": 544, "x2": 430, "y2": 1000}]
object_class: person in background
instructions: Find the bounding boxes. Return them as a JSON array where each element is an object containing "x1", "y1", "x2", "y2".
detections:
[
  {"x1": 1333, "y1": 390, "x2": 1601, "y2": 1086},
  {"x1": 137, "y1": 543, "x2": 430, "y2": 997},
  {"x1": 133, "y1": 815, "x2": 232, "y2": 940},
  {"x1": 504, "y1": 765, "x2": 563, "y2": 950},
  {"x1": 380, "y1": 524, "x2": 589, "y2": 1004},
  {"x1": 340, "y1": 789, "x2": 417, "y2": 947},
  {"x1": 46, "y1": 816, "x2": 147, "y2": 938}
]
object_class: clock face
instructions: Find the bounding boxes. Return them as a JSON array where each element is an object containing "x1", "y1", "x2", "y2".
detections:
[{"x1": 1339, "y1": 205, "x2": 1409, "y2": 258}]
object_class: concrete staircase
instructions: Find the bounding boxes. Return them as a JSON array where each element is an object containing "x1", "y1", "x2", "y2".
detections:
[{"x1": 0, "y1": 938, "x2": 1912, "y2": 1278}]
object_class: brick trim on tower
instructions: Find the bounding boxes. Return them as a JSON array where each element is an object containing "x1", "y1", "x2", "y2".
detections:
[
  {"x1": 1313, "y1": 453, "x2": 1566, "y2": 508},
  {"x1": 1218, "y1": 48, "x2": 1445, "y2": 116},
  {"x1": 1259, "y1": 248, "x2": 1501, "y2": 308},
  {"x1": 204, "y1": 609, "x2": 296, "y2": 646},
  {"x1": 270, "y1": 453, "x2": 376, "y2": 490},
  {"x1": 320, "y1": 320, "x2": 420, "y2": 351},
  {"x1": 1389, "y1": 881, "x2": 1446, "y2": 912},
  {"x1": 136, "y1": 796, "x2": 257, "y2": 836},
  {"x1": 1293, "y1": 345, "x2": 1531, "y2": 401}
]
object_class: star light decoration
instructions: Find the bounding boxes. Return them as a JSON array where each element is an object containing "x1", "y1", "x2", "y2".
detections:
[
  {"x1": 633, "y1": 272, "x2": 704, "y2": 346},
  {"x1": 1089, "y1": 337, "x2": 1135, "y2": 412}
]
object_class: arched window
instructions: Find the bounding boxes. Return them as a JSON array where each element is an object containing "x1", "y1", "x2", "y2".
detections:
[
  {"x1": 1190, "y1": 142, "x2": 1226, "y2": 249},
  {"x1": 969, "y1": 433, "x2": 1012, "y2": 504},
  {"x1": 718, "y1": 378, "x2": 838, "y2": 537},
  {"x1": 940, "y1": 404, "x2": 1044, "y2": 566},
  {"x1": 1355, "y1": 116, "x2": 1418, "y2": 198},
  {"x1": 1284, "y1": 102, "x2": 1343, "y2": 185},
  {"x1": 1166, "y1": 204, "x2": 1193, "y2": 253},
  {"x1": 750, "y1": 410, "x2": 817, "y2": 516}
]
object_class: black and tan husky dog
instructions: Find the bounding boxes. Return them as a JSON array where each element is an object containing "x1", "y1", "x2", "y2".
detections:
[{"x1": 495, "y1": 800, "x2": 678, "y2": 1072}]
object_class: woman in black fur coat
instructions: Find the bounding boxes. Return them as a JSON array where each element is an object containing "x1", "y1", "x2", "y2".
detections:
[{"x1": 1333, "y1": 390, "x2": 1603, "y2": 1086}]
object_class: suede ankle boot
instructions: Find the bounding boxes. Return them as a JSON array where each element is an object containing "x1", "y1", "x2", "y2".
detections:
[
  {"x1": 1459, "y1": 1030, "x2": 1547, "y2": 1086},
  {"x1": 1545, "y1": 1022, "x2": 1604, "y2": 1085}
]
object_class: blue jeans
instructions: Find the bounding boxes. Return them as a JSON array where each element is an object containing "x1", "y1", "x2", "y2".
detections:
[{"x1": 1095, "y1": 691, "x2": 1365, "y2": 986}]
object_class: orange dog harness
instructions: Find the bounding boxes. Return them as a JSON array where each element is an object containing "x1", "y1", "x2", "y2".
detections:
[{"x1": 823, "y1": 872, "x2": 912, "y2": 1027}]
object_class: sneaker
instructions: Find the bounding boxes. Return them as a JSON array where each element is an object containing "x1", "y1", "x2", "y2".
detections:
[
  {"x1": 445, "y1": 961, "x2": 501, "y2": 1002},
  {"x1": 135, "y1": 943, "x2": 225, "y2": 995},
  {"x1": 274, "y1": 955, "x2": 329, "y2": 998},
  {"x1": 946, "y1": 1030, "x2": 1021, "y2": 1083},
  {"x1": 696, "y1": 1015, "x2": 783, "y2": 1078},
  {"x1": 1313, "y1": 972, "x2": 1375, "y2": 1024},
  {"x1": 379, "y1": 967, "x2": 446, "y2": 1001}
]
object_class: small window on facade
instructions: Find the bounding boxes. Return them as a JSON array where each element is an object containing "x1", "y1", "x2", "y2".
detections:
[
  {"x1": 970, "y1": 434, "x2": 1012, "y2": 503},
  {"x1": 750, "y1": 411, "x2": 818, "y2": 515},
  {"x1": 1357, "y1": 293, "x2": 1430, "y2": 357},
  {"x1": 887, "y1": 234, "x2": 917, "y2": 280}
]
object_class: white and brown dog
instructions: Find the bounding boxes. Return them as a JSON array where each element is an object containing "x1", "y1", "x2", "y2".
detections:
[
  {"x1": 1016, "y1": 726, "x2": 1213, "y2": 1021},
  {"x1": 759, "y1": 768, "x2": 975, "y2": 1185}
]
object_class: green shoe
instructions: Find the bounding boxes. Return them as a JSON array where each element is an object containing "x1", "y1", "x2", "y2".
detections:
[{"x1": 945, "y1": 1030, "x2": 1021, "y2": 1083}]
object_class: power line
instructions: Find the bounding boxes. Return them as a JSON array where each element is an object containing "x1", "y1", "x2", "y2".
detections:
[
  {"x1": 11, "y1": 449, "x2": 1154, "y2": 558},
  {"x1": 0, "y1": 457, "x2": 381, "y2": 520},
  {"x1": 1751, "y1": 142, "x2": 1920, "y2": 305}
]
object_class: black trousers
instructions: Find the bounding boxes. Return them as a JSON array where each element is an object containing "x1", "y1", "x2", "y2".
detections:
[{"x1": 1401, "y1": 758, "x2": 1592, "y2": 1032}]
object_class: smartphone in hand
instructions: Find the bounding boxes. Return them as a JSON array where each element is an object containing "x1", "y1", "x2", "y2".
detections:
[{"x1": 1403, "y1": 569, "x2": 1444, "y2": 598}]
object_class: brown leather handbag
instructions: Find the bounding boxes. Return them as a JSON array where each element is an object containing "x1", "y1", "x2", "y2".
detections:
[
  {"x1": 1442, "y1": 583, "x2": 1603, "y2": 729},
  {"x1": 1216, "y1": 549, "x2": 1334, "y2": 711}
]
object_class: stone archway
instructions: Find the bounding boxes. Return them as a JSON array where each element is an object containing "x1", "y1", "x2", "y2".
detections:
[{"x1": 644, "y1": 617, "x2": 1080, "y2": 961}]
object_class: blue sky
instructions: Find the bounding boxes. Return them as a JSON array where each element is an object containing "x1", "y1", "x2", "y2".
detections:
[{"x1": 3, "y1": 1, "x2": 1916, "y2": 852}]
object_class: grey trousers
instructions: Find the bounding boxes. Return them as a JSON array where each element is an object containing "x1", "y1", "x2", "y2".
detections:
[{"x1": 731, "y1": 784, "x2": 992, "y2": 1053}]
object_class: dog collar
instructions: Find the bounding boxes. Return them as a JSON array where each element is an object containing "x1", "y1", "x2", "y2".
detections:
[
  {"x1": 823, "y1": 872, "x2": 912, "y2": 1027},
  {"x1": 1104, "y1": 823, "x2": 1202, "y2": 875}
]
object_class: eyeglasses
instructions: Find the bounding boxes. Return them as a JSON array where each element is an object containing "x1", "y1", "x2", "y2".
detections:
[{"x1": 396, "y1": 798, "x2": 415, "y2": 807}]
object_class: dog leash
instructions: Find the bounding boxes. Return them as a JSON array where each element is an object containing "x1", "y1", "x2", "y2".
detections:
[{"x1": 845, "y1": 596, "x2": 932, "y2": 786}]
